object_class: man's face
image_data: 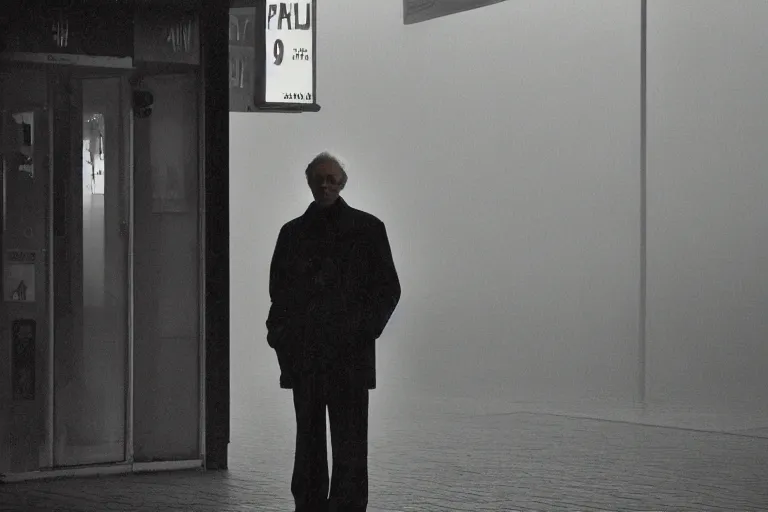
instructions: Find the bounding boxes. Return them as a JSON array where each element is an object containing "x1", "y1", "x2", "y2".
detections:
[{"x1": 308, "y1": 161, "x2": 344, "y2": 206}]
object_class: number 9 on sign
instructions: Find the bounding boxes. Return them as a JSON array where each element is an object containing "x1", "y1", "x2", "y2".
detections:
[{"x1": 273, "y1": 39, "x2": 284, "y2": 65}]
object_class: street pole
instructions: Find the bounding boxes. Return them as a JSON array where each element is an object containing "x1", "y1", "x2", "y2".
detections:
[{"x1": 638, "y1": 0, "x2": 648, "y2": 406}]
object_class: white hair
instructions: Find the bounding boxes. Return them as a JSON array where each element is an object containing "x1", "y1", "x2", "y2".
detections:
[{"x1": 304, "y1": 152, "x2": 348, "y2": 189}]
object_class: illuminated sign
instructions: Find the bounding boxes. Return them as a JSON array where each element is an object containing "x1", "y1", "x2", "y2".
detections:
[
  {"x1": 264, "y1": 1, "x2": 315, "y2": 104},
  {"x1": 229, "y1": 0, "x2": 318, "y2": 113}
]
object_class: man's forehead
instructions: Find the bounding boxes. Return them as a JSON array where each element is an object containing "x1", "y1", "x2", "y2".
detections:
[{"x1": 313, "y1": 161, "x2": 343, "y2": 175}]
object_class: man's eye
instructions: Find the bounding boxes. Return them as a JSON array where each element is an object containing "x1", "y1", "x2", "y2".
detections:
[{"x1": 314, "y1": 176, "x2": 339, "y2": 185}]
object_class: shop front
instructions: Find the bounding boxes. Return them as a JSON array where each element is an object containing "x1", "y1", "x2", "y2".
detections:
[{"x1": 0, "y1": 0, "x2": 230, "y2": 480}]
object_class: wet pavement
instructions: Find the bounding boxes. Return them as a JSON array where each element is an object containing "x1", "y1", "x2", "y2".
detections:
[{"x1": 2, "y1": 392, "x2": 768, "y2": 511}]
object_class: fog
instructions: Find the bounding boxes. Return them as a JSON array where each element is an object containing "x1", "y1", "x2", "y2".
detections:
[{"x1": 230, "y1": 1, "x2": 768, "y2": 416}]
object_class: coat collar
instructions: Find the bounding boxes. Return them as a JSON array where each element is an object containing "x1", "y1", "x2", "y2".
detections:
[
  {"x1": 302, "y1": 197, "x2": 353, "y2": 231},
  {"x1": 303, "y1": 196, "x2": 348, "y2": 218}
]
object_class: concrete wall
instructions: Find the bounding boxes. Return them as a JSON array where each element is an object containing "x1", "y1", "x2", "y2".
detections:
[
  {"x1": 646, "y1": 1, "x2": 768, "y2": 410},
  {"x1": 231, "y1": 0, "x2": 768, "y2": 413}
]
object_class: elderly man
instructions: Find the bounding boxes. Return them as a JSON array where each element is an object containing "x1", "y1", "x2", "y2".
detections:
[{"x1": 266, "y1": 152, "x2": 401, "y2": 512}]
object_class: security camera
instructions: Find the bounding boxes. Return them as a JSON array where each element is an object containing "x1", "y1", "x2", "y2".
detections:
[{"x1": 132, "y1": 90, "x2": 154, "y2": 119}]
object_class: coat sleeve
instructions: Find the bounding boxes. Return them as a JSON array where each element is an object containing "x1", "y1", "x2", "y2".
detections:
[
  {"x1": 266, "y1": 226, "x2": 289, "y2": 347},
  {"x1": 360, "y1": 221, "x2": 401, "y2": 339}
]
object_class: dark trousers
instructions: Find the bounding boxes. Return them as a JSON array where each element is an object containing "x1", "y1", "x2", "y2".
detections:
[{"x1": 291, "y1": 373, "x2": 369, "y2": 512}]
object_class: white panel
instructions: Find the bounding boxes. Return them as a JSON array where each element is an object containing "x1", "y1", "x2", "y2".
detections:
[
  {"x1": 264, "y1": 0, "x2": 314, "y2": 103},
  {"x1": 647, "y1": 0, "x2": 768, "y2": 410}
]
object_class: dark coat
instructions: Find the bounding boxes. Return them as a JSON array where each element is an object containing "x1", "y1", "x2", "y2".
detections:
[{"x1": 266, "y1": 197, "x2": 401, "y2": 389}]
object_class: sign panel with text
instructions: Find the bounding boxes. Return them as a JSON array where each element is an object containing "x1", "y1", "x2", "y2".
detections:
[
  {"x1": 265, "y1": 1, "x2": 314, "y2": 104},
  {"x1": 4, "y1": 250, "x2": 37, "y2": 303},
  {"x1": 229, "y1": 0, "x2": 319, "y2": 113},
  {"x1": 134, "y1": 9, "x2": 200, "y2": 65},
  {"x1": 229, "y1": 5, "x2": 259, "y2": 112},
  {"x1": 0, "y1": 5, "x2": 134, "y2": 68}
]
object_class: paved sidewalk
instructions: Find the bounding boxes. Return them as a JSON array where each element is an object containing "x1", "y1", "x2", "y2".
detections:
[{"x1": 2, "y1": 402, "x2": 767, "y2": 512}]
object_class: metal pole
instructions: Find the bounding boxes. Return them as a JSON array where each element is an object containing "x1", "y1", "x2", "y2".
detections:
[
  {"x1": 638, "y1": 0, "x2": 648, "y2": 406},
  {"x1": 46, "y1": 80, "x2": 56, "y2": 470},
  {"x1": 125, "y1": 77, "x2": 135, "y2": 464}
]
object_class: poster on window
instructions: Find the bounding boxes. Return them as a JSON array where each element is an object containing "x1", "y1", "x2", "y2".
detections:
[
  {"x1": 12, "y1": 319, "x2": 36, "y2": 400},
  {"x1": 152, "y1": 164, "x2": 189, "y2": 213},
  {"x1": 4, "y1": 250, "x2": 37, "y2": 302}
]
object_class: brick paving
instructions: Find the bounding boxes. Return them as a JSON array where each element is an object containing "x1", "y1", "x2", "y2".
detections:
[{"x1": 2, "y1": 392, "x2": 768, "y2": 511}]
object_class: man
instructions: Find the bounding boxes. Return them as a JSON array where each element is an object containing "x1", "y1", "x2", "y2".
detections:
[{"x1": 266, "y1": 152, "x2": 401, "y2": 512}]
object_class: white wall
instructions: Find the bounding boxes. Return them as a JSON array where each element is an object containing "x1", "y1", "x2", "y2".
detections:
[
  {"x1": 231, "y1": 0, "x2": 642, "y2": 408},
  {"x1": 647, "y1": 1, "x2": 768, "y2": 411}
]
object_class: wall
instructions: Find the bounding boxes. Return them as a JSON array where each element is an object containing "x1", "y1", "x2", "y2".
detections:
[
  {"x1": 230, "y1": 0, "x2": 642, "y2": 408},
  {"x1": 646, "y1": 1, "x2": 768, "y2": 411},
  {"x1": 133, "y1": 74, "x2": 201, "y2": 461}
]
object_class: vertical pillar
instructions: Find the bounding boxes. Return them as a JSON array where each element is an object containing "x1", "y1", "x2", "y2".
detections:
[
  {"x1": 202, "y1": 0, "x2": 230, "y2": 470},
  {"x1": 638, "y1": 0, "x2": 648, "y2": 406}
]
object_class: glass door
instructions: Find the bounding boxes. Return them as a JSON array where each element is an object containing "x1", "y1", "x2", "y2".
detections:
[{"x1": 53, "y1": 75, "x2": 130, "y2": 467}]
